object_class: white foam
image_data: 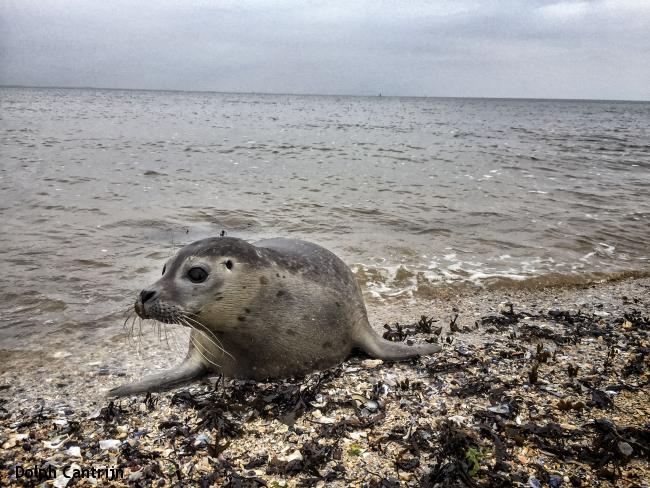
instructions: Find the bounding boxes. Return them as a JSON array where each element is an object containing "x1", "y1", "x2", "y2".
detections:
[
  {"x1": 468, "y1": 271, "x2": 527, "y2": 283},
  {"x1": 354, "y1": 245, "x2": 626, "y2": 300},
  {"x1": 598, "y1": 243, "x2": 615, "y2": 255}
]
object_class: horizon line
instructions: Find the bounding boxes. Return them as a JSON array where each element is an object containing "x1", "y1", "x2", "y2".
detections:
[{"x1": 1, "y1": 83, "x2": 648, "y2": 104}]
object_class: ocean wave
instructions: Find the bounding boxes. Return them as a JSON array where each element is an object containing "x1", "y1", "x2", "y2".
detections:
[{"x1": 353, "y1": 261, "x2": 650, "y2": 301}]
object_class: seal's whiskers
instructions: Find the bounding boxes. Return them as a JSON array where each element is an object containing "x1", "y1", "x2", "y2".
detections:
[
  {"x1": 122, "y1": 313, "x2": 139, "y2": 349},
  {"x1": 122, "y1": 310, "x2": 133, "y2": 335},
  {"x1": 181, "y1": 313, "x2": 234, "y2": 360},
  {"x1": 135, "y1": 317, "x2": 146, "y2": 356},
  {"x1": 178, "y1": 318, "x2": 223, "y2": 368},
  {"x1": 181, "y1": 315, "x2": 232, "y2": 360},
  {"x1": 159, "y1": 322, "x2": 191, "y2": 361},
  {"x1": 161, "y1": 322, "x2": 171, "y2": 349}
]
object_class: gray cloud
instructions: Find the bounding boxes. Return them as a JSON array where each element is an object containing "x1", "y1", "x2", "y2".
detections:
[{"x1": 1, "y1": 0, "x2": 649, "y2": 99}]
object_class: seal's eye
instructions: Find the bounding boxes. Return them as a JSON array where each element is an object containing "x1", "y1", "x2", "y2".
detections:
[
  {"x1": 162, "y1": 264, "x2": 167, "y2": 276},
  {"x1": 225, "y1": 260, "x2": 233, "y2": 270},
  {"x1": 187, "y1": 267, "x2": 208, "y2": 283}
]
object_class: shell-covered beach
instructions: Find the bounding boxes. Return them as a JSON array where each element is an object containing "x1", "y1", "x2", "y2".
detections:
[{"x1": 2, "y1": 277, "x2": 649, "y2": 487}]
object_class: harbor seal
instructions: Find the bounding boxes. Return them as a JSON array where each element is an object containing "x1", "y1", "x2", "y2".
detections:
[{"x1": 109, "y1": 237, "x2": 441, "y2": 397}]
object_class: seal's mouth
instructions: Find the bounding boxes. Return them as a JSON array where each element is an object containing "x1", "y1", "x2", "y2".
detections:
[
  {"x1": 134, "y1": 296, "x2": 185, "y2": 325},
  {"x1": 134, "y1": 299, "x2": 148, "y2": 319}
]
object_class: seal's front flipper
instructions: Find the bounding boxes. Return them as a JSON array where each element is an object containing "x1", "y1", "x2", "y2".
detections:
[
  {"x1": 357, "y1": 331, "x2": 441, "y2": 361},
  {"x1": 107, "y1": 358, "x2": 207, "y2": 397}
]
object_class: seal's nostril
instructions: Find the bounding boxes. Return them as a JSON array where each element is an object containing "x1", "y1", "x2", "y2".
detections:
[{"x1": 140, "y1": 290, "x2": 157, "y2": 304}]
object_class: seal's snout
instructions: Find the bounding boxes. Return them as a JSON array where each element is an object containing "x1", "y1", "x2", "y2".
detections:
[
  {"x1": 135, "y1": 289, "x2": 158, "y2": 319},
  {"x1": 135, "y1": 288, "x2": 181, "y2": 324},
  {"x1": 140, "y1": 289, "x2": 157, "y2": 304}
]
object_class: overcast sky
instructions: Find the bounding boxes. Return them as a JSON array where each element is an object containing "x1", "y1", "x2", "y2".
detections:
[{"x1": 1, "y1": 0, "x2": 649, "y2": 100}]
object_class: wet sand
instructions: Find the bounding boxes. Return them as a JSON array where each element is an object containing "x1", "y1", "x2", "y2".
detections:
[{"x1": 1, "y1": 277, "x2": 649, "y2": 486}]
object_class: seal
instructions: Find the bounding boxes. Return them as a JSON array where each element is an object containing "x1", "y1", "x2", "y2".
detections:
[{"x1": 109, "y1": 237, "x2": 441, "y2": 397}]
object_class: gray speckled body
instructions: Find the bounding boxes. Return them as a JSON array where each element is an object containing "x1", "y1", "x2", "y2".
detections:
[{"x1": 109, "y1": 237, "x2": 441, "y2": 397}]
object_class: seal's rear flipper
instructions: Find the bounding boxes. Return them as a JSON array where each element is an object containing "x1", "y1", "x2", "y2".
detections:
[
  {"x1": 357, "y1": 332, "x2": 441, "y2": 361},
  {"x1": 106, "y1": 358, "x2": 207, "y2": 397}
]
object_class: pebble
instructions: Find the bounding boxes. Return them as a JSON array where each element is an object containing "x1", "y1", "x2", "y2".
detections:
[
  {"x1": 99, "y1": 439, "x2": 121, "y2": 450},
  {"x1": 312, "y1": 409, "x2": 336, "y2": 423},
  {"x1": 364, "y1": 400, "x2": 379, "y2": 412},
  {"x1": 116, "y1": 424, "x2": 129, "y2": 439},
  {"x1": 618, "y1": 441, "x2": 633, "y2": 457},
  {"x1": 51, "y1": 351, "x2": 72, "y2": 359},
  {"x1": 487, "y1": 404, "x2": 510, "y2": 415},
  {"x1": 53, "y1": 474, "x2": 71, "y2": 488},
  {"x1": 87, "y1": 409, "x2": 102, "y2": 420},
  {"x1": 276, "y1": 450, "x2": 303, "y2": 463},
  {"x1": 194, "y1": 434, "x2": 212, "y2": 446},
  {"x1": 129, "y1": 470, "x2": 144, "y2": 481},
  {"x1": 66, "y1": 445, "x2": 81, "y2": 457},
  {"x1": 43, "y1": 436, "x2": 68, "y2": 448},
  {"x1": 309, "y1": 394, "x2": 327, "y2": 408},
  {"x1": 316, "y1": 415, "x2": 336, "y2": 424},
  {"x1": 361, "y1": 359, "x2": 383, "y2": 368},
  {"x1": 348, "y1": 431, "x2": 367, "y2": 441},
  {"x1": 498, "y1": 302, "x2": 513, "y2": 314}
]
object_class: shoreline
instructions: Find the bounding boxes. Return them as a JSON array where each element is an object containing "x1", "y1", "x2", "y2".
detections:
[
  {"x1": 3, "y1": 268, "x2": 650, "y2": 356},
  {"x1": 1, "y1": 277, "x2": 649, "y2": 486}
]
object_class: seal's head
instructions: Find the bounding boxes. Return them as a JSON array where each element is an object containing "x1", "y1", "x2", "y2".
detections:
[{"x1": 135, "y1": 237, "x2": 267, "y2": 330}]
